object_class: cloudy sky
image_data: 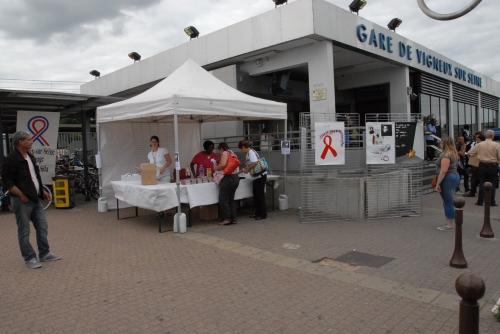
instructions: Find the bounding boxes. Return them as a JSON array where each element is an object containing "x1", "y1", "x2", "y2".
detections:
[{"x1": 0, "y1": 0, "x2": 498, "y2": 93}]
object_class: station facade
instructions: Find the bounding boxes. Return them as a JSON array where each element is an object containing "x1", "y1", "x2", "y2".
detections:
[{"x1": 81, "y1": 0, "x2": 500, "y2": 142}]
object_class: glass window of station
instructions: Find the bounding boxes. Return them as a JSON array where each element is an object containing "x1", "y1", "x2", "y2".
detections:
[
  {"x1": 420, "y1": 94, "x2": 448, "y2": 138},
  {"x1": 453, "y1": 102, "x2": 478, "y2": 138},
  {"x1": 482, "y1": 107, "x2": 497, "y2": 129}
]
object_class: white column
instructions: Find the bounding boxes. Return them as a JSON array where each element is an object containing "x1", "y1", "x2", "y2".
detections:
[
  {"x1": 307, "y1": 41, "x2": 336, "y2": 118},
  {"x1": 448, "y1": 82, "x2": 454, "y2": 137}
]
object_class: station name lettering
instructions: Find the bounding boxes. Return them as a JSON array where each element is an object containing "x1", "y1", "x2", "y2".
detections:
[{"x1": 356, "y1": 24, "x2": 482, "y2": 88}]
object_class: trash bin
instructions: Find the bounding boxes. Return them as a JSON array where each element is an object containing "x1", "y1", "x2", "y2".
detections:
[
  {"x1": 279, "y1": 194, "x2": 288, "y2": 211},
  {"x1": 98, "y1": 197, "x2": 108, "y2": 213},
  {"x1": 52, "y1": 175, "x2": 75, "y2": 209}
]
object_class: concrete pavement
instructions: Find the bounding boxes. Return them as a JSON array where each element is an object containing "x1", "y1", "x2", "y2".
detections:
[{"x1": 0, "y1": 192, "x2": 499, "y2": 333}]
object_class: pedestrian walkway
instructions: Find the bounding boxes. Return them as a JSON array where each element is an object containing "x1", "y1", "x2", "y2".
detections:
[{"x1": 0, "y1": 192, "x2": 499, "y2": 333}]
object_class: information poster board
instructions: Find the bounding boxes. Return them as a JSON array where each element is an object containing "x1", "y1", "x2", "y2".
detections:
[
  {"x1": 314, "y1": 122, "x2": 345, "y2": 165},
  {"x1": 395, "y1": 121, "x2": 424, "y2": 163},
  {"x1": 366, "y1": 122, "x2": 395, "y2": 164},
  {"x1": 17, "y1": 111, "x2": 60, "y2": 184}
]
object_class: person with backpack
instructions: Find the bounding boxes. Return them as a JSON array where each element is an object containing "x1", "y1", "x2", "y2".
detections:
[{"x1": 238, "y1": 140, "x2": 267, "y2": 220}]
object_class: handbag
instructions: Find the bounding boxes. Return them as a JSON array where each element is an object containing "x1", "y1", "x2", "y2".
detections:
[
  {"x1": 250, "y1": 149, "x2": 269, "y2": 176},
  {"x1": 431, "y1": 175, "x2": 438, "y2": 187},
  {"x1": 214, "y1": 171, "x2": 225, "y2": 185},
  {"x1": 222, "y1": 151, "x2": 240, "y2": 175}
]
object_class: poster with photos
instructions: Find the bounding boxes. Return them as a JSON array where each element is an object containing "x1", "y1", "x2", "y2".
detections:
[
  {"x1": 366, "y1": 122, "x2": 395, "y2": 164},
  {"x1": 314, "y1": 122, "x2": 345, "y2": 165}
]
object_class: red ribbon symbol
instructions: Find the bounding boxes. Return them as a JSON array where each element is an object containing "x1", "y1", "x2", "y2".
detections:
[
  {"x1": 320, "y1": 135, "x2": 337, "y2": 159},
  {"x1": 28, "y1": 116, "x2": 50, "y2": 146}
]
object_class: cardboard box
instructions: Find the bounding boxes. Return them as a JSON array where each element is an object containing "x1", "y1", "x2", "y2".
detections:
[
  {"x1": 468, "y1": 155, "x2": 480, "y2": 167},
  {"x1": 199, "y1": 204, "x2": 218, "y2": 220},
  {"x1": 140, "y1": 163, "x2": 157, "y2": 185}
]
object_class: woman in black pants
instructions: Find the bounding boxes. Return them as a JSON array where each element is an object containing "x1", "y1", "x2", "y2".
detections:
[
  {"x1": 213, "y1": 142, "x2": 240, "y2": 226},
  {"x1": 238, "y1": 140, "x2": 267, "y2": 220}
]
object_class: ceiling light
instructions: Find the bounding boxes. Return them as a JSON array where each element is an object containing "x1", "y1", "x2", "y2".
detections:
[
  {"x1": 128, "y1": 52, "x2": 141, "y2": 62},
  {"x1": 89, "y1": 70, "x2": 100, "y2": 78},
  {"x1": 184, "y1": 26, "x2": 199, "y2": 40},
  {"x1": 349, "y1": 0, "x2": 367, "y2": 15},
  {"x1": 387, "y1": 18, "x2": 402, "y2": 32},
  {"x1": 273, "y1": 0, "x2": 288, "y2": 7}
]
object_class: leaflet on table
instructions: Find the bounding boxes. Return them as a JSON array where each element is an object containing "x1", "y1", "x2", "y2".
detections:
[{"x1": 180, "y1": 177, "x2": 215, "y2": 185}]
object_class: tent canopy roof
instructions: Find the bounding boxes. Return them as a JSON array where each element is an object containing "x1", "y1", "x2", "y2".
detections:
[{"x1": 96, "y1": 59, "x2": 287, "y2": 124}]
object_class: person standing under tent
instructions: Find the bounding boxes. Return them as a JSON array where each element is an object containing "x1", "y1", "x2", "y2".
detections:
[
  {"x1": 1, "y1": 130, "x2": 62, "y2": 269},
  {"x1": 213, "y1": 142, "x2": 240, "y2": 226},
  {"x1": 238, "y1": 140, "x2": 267, "y2": 221},
  {"x1": 147, "y1": 136, "x2": 172, "y2": 183}
]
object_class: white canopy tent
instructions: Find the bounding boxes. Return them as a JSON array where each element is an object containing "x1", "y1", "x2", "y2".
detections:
[{"x1": 96, "y1": 59, "x2": 287, "y2": 209}]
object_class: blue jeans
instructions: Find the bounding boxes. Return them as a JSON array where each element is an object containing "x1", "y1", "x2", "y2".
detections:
[
  {"x1": 438, "y1": 173, "x2": 460, "y2": 220},
  {"x1": 11, "y1": 196, "x2": 51, "y2": 261}
]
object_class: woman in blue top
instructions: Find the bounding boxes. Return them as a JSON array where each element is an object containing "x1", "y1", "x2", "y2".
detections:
[{"x1": 426, "y1": 119, "x2": 437, "y2": 161}]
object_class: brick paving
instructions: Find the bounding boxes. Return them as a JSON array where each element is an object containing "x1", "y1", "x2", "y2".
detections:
[{"x1": 0, "y1": 192, "x2": 499, "y2": 333}]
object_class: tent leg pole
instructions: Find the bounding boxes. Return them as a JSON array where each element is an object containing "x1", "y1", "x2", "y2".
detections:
[
  {"x1": 174, "y1": 114, "x2": 181, "y2": 216},
  {"x1": 284, "y1": 119, "x2": 287, "y2": 195}
]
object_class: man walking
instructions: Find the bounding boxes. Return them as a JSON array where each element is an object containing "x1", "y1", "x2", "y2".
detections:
[
  {"x1": 464, "y1": 132, "x2": 484, "y2": 197},
  {"x1": 1, "y1": 131, "x2": 62, "y2": 268},
  {"x1": 467, "y1": 129, "x2": 500, "y2": 206}
]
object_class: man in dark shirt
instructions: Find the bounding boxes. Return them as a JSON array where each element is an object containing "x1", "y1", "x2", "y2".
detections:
[{"x1": 1, "y1": 131, "x2": 62, "y2": 269}]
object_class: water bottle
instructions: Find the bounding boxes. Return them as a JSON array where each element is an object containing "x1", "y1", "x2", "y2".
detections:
[
  {"x1": 207, "y1": 168, "x2": 212, "y2": 178},
  {"x1": 199, "y1": 165, "x2": 204, "y2": 177}
]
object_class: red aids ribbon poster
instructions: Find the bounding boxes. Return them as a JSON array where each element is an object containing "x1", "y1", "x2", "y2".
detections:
[
  {"x1": 314, "y1": 122, "x2": 345, "y2": 165},
  {"x1": 17, "y1": 111, "x2": 60, "y2": 184},
  {"x1": 365, "y1": 122, "x2": 396, "y2": 164}
]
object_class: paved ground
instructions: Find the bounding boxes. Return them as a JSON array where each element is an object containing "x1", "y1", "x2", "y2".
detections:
[{"x1": 0, "y1": 191, "x2": 499, "y2": 333}]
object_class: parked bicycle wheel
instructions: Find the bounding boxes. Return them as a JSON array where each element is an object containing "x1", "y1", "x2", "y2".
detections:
[
  {"x1": 90, "y1": 178, "x2": 100, "y2": 200},
  {"x1": 40, "y1": 185, "x2": 52, "y2": 210}
]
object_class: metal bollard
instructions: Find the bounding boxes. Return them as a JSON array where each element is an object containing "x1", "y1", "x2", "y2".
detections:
[
  {"x1": 450, "y1": 198, "x2": 467, "y2": 268},
  {"x1": 455, "y1": 272, "x2": 485, "y2": 334},
  {"x1": 480, "y1": 182, "x2": 495, "y2": 238}
]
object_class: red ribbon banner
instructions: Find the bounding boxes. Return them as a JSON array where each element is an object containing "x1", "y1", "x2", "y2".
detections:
[{"x1": 320, "y1": 135, "x2": 337, "y2": 159}]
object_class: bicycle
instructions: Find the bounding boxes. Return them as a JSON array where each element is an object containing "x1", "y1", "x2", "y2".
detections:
[{"x1": 0, "y1": 185, "x2": 51, "y2": 211}]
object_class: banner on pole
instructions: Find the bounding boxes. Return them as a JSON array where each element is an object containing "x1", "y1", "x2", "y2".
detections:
[
  {"x1": 314, "y1": 122, "x2": 345, "y2": 165},
  {"x1": 366, "y1": 122, "x2": 395, "y2": 164},
  {"x1": 17, "y1": 111, "x2": 60, "y2": 184}
]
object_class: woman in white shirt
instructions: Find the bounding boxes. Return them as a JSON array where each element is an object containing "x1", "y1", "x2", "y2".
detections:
[
  {"x1": 238, "y1": 140, "x2": 267, "y2": 220},
  {"x1": 147, "y1": 136, "x2": 172, "y2": 183}
]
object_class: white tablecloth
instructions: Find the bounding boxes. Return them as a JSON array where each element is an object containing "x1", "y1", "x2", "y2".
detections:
[{"x1": 111, "y1": 175, "x2": 278, "y2": 212}]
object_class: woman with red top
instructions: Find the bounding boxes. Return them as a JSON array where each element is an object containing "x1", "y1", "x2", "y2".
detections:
[{"x1": 190, "y1": 141, "x2": 219, "y2": 177}]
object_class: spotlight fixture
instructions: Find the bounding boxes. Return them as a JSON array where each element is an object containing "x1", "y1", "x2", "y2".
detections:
[
  {"x1": 89, "y1": 70, "x2": 100, "y2": 78},
  {"x1": 387, "y1": 18, "x2": 402, "y2": 32},
  {"x1": 349, "y1": 0, "x2": 367, "y2": 15},
  {"x1": 128, "y1": 52, "x2": 141, "y2": 62},
  {"x1": 410, "y1": 93, "x2": 418, "y2": 101},
  {"x1": 184, "y1": 26, "x2": 199, "y2": 40},
  {"x1": 273, "y1": 0, "x2": 287, "y2": 7}
]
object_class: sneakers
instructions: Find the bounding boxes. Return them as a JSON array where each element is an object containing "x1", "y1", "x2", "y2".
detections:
[
  {"x1": 25, "y1": 258, "x2": 42, "y2": 269},
  {"x1": 437, "y1": 226, "x2": 454, "y2": 232},
  {"x1": 463, "y1": 193, "x2": 475, "y2": 197},
  {"x1": 40, "y1": 252, "x2": 62, "y2": 262}
]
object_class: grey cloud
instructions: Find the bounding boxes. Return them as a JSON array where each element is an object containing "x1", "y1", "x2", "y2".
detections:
[{"x1": 0, "y1": 0, "x2": 162, "y2": 44}]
